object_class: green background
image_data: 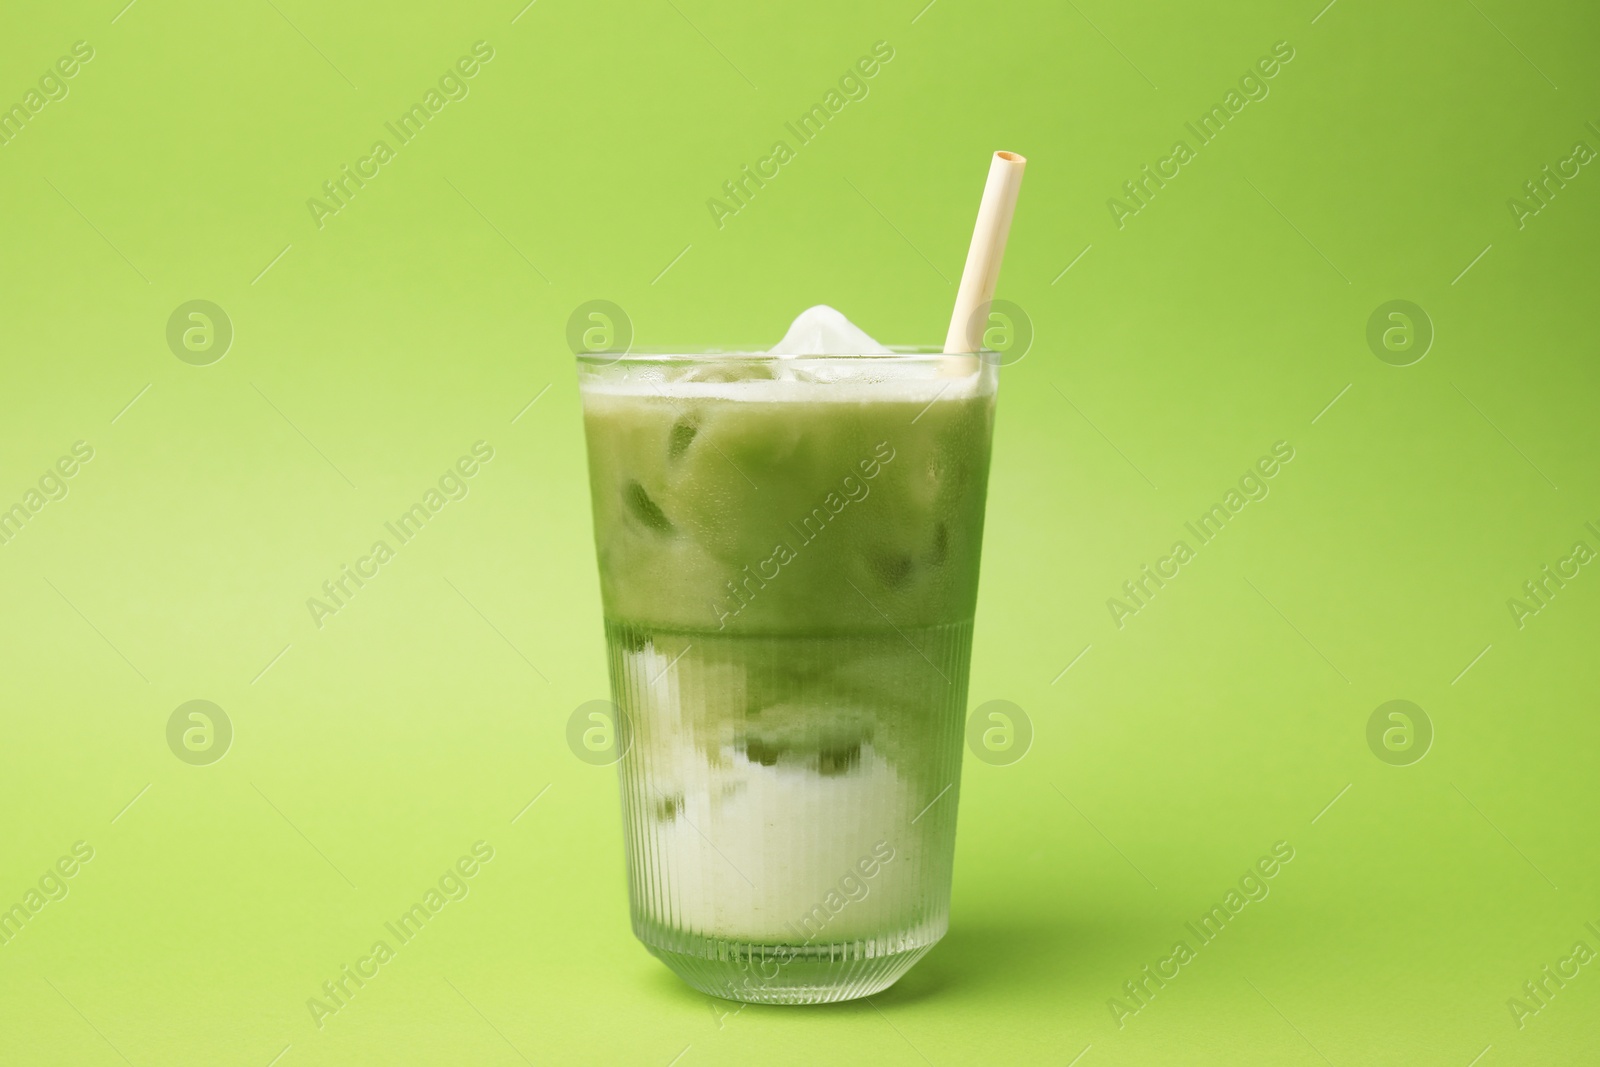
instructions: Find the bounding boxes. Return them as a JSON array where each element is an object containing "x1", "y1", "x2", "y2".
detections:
[{"x1": 2, "y1": 0, "x2": 1597, "y2": 1063}]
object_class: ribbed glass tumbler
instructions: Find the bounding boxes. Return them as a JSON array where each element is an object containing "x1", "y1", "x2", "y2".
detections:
[{"x1": 578, "y1": 351, "x2": 997, "y2": 1004}]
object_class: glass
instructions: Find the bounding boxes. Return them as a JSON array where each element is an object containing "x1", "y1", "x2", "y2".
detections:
[{"x1": 577, "y1": 350, "x2": 998, "y2": 1003}]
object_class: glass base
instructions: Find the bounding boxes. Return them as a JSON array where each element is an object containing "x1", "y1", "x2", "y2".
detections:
[{"x1": 642, "y1": 932, "x2": 938, "y2": 1004}]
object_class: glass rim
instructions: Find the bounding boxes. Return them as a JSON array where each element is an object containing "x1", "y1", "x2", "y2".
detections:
[{"x1": 575, "y1": 348, "x2": 993, "y2": 366}]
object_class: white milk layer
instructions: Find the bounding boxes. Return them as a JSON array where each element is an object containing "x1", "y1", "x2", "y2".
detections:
[{"x1": 622, "y1": 641, "x2": 932, "y2": 944}]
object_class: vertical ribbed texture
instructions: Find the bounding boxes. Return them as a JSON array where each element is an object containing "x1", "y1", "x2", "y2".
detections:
[{"x1": 607, "y1": 619, "x2": 972, "y2": 1004}]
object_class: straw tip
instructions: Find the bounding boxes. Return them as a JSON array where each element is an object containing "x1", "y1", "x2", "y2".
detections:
[{"x1": 995, "y1": 150, "x2": 1026, "y2": 165}]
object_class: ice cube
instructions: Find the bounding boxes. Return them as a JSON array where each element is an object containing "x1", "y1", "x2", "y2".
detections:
[{"x1": 768, "y1": 305, "x2": 892, "y2": 356}]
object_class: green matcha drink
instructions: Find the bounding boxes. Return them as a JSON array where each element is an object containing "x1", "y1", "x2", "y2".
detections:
[{"x1": 578, "y1": 348, "x2": 998, "y2": 1003}]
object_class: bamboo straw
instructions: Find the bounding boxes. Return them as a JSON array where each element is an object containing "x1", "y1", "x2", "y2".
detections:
[{"x1": 941, "y1": 151, "x2": 1027, "y2": 373}]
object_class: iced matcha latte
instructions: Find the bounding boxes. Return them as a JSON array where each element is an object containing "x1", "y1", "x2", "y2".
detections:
[{"x1": 578, "y1": 344, "x2": 997, "y2": 1003}]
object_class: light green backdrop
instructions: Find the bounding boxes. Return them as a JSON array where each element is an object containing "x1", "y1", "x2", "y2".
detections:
[{"x1": 2, "y1": 0, "x2": 1597, "y2": 1063}]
